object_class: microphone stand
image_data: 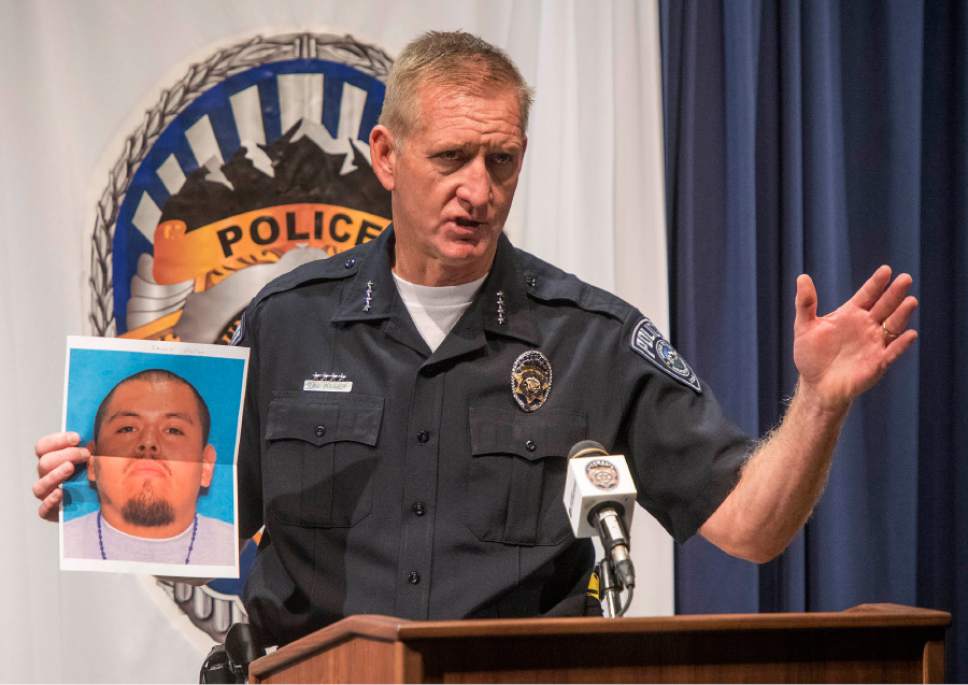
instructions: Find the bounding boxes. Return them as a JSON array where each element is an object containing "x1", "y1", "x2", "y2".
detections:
[
  {"x1": 597, "y1": 557, "x2": 635, "y2": 618},
  {"x1": 597, "y1": 559, "x2": 621, "y2": 618}
]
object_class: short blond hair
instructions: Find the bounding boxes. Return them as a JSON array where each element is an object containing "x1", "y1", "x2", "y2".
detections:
[{"x1": 379, "y1": 31, "x2": 533, "y2": 139}]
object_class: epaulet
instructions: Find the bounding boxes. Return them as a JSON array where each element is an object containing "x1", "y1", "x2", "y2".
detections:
[
  {"x1": 249, "y1": 248, "x2": 363, "y2": 309},
  {"x1": 230, "y1": 247, "x2": 365, "y2": 346},
  {"x1": 514, "y1": 248, "x2": 635, "y2": 323}
]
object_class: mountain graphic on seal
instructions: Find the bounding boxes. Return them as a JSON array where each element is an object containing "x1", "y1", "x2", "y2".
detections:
[{"x1": 160, "y1": 119, "x2": 391, "y2": 230}]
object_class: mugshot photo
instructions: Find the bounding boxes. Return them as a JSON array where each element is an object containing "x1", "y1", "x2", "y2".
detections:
[{"x1": 59, "y1": 336, "x2": 248, "y2": 578}]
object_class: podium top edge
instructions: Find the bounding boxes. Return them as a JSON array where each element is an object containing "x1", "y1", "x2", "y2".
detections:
[
  {"x1": 388, "y1": 604, "x2": 951, "y2": 639},
  {"x1": 251, "y1": 603, "x2": 951, "y2": 677},
  {"x1": 280, "y1": 604, "x2": 952, "y2": 644}
]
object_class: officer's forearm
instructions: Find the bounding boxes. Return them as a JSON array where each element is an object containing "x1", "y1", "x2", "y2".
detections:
[{"x1": 699, "y1": 381, "x2": 848, "y2": 563}]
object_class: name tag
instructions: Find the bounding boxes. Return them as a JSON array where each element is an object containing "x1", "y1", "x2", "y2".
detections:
[{"x1": 303, "y1": 380, "x2": 353, "y2": 393}]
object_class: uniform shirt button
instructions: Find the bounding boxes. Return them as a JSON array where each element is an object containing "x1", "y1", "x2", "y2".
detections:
[
  {"x1": 314, "y1": 425, "x2": 327, "y2": 437},
  {"x1": 525, "y1": 439, "x2": 537, "y2": 452},
  {"x1": 408, "y1": 570, "x2": 421, "y2": 585},
  {"x1": 344, "y1": 257, "x2": 356, "y2": 269},
  {"x1": 417, "y1": 430, "x2": 430, "y2": 444},
  {"x1": 412, "y1": 501, "x2": 426, "y2": 516},
  {"x1": 526, "y1": 275, "x2": 537, "y2": 288}
]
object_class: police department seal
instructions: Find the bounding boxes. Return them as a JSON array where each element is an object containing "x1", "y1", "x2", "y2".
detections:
[
  {"x1": 585, "y1": 459, "x2": 620, "y2": 490},
  {"x1": 89, "y1": 32, "x2": 393, "y2": 343}
]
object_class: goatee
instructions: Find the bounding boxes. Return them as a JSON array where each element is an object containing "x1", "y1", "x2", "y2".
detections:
[{"x1": 121, "y1": 489, "x2": 175, "y2": 527}]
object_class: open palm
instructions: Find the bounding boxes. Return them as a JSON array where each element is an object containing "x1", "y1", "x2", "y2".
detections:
[{"x1": 793, "y1": 266, "x2": 918, "y2": 411}]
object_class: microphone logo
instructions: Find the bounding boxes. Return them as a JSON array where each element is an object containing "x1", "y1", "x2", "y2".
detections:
[{"x1": 585, "y1": 459, "x2": 620, "y2": 490}]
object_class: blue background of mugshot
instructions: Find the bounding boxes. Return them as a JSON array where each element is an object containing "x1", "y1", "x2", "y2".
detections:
[{"x1": 61, "y1": 348, "x2": 245, "y2": 524}]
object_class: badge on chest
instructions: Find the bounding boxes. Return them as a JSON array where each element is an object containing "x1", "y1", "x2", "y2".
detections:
[{"x1": 511, "y1": 350, "x2": 553, "y2": 412}]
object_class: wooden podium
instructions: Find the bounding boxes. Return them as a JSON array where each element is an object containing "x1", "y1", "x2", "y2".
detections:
[{"x1": 248, "y1": 603, "x2": 949, "y2": 683}]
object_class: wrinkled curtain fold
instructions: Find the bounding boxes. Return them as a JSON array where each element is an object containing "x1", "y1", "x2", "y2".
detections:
[{"x1": 660, "y1": 1, "x2": 965, "y2": 680}]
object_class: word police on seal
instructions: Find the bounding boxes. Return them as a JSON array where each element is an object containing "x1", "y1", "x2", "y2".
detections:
[
  {"x1": 511, "y1": 350, "x2": 553, "y2": 412},
  {"x1": 630, "y1": 317, "x2": 702, "y2": 393},
  {"x1": 585, "y1": 459, "x2": 620, "y2": 490}
]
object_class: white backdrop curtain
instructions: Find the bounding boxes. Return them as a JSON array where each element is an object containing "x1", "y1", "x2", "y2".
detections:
[{"x1": 0, "y1": 1, "x2": 669, "y2": 681}]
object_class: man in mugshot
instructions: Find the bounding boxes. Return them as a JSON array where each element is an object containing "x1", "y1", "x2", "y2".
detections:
[{"x1": 63, "y1": 369, "x2": 234, "y2": 566}]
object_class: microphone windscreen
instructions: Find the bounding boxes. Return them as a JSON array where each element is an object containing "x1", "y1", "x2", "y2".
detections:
[{"x1": 567, "y1": 440, "x2": 608, "y2": 460}]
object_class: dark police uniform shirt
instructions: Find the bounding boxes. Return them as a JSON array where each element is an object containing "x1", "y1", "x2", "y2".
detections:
[{"x1": 236, "y1": 227, "x2": 751, "y2": 647}]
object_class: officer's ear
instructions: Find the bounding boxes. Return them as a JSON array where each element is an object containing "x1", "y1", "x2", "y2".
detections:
[
  {"x1": 200, "y1": 444, "x2": 216, "y2": 489},
  {"x1": 369, "y1": 125, "x2": 397, "y2": 192}
]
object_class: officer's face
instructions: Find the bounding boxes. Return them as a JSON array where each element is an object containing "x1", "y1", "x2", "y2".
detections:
[
  {"x1": 87, "y1": 378, "x2": 215, "y2": 534},
  {"x1": 372, "y1": 82, "x2": 527, "y2": 284}
]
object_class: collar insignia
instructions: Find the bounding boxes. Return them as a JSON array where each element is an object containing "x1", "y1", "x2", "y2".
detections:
[{"x1": 511, "y1": 350, "x2": 552, "y2": 412}]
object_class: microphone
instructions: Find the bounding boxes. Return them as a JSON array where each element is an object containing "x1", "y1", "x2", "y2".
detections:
[{"x1": 563, "y1": 440, "x2": 637, "y2": 591}]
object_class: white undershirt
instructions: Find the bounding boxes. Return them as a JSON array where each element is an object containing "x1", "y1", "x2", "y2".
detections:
[{"x1": 392, "y1": 272, "x2": 487, "y2": 352}]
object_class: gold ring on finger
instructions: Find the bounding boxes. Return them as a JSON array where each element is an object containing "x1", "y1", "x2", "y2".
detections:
[{"x1": 882, "y1": 321, "x2": 899, "y2": 342}]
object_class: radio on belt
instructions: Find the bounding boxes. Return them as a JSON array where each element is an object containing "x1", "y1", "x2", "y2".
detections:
[{"x1": 563, "y1": 451, "x2": 637, "y2": 539}]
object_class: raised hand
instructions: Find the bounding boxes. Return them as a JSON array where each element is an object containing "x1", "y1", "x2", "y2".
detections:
[{"x1": 793, "y1": 266, "x2": 918, "y2": 412}]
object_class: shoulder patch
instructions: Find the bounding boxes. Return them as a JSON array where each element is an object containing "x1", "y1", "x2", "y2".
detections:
[
  {"x1": 630, "y1": 317, "x2": 702, "y2": 393},
  {"x1": 229, "y1": 312, "x2": 245, "y2": 346}
]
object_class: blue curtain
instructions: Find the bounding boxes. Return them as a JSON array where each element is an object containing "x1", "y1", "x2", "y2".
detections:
[{"x1": 660, "y1": 1, "x2": 966, "y2": 681}]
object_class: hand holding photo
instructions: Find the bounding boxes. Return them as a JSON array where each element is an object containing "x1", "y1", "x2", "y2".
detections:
[{"x1": 60, "y1": 336, "x2": 248, "y2": 578}]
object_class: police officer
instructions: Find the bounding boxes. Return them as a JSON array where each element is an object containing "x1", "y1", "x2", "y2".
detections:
[{"x1": 33, "y1": 31, "x2": 918, "y2": 647}]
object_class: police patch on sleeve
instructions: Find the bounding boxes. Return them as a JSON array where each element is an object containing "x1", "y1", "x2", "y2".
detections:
[
  {"x1": 630, "y1": 317, "x2": 702, "y2": 393},
  {"x1": 229, "y1": 313, "x2": 245, "y2": 346}
]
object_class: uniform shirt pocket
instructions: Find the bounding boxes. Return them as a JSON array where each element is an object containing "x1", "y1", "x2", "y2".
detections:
[
  {"x1": 464, "y1": 406, "x2": 587, "y2": 546},
  {"x1": 264, "y1": 394, "x2": 383, "y2": 528}
]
